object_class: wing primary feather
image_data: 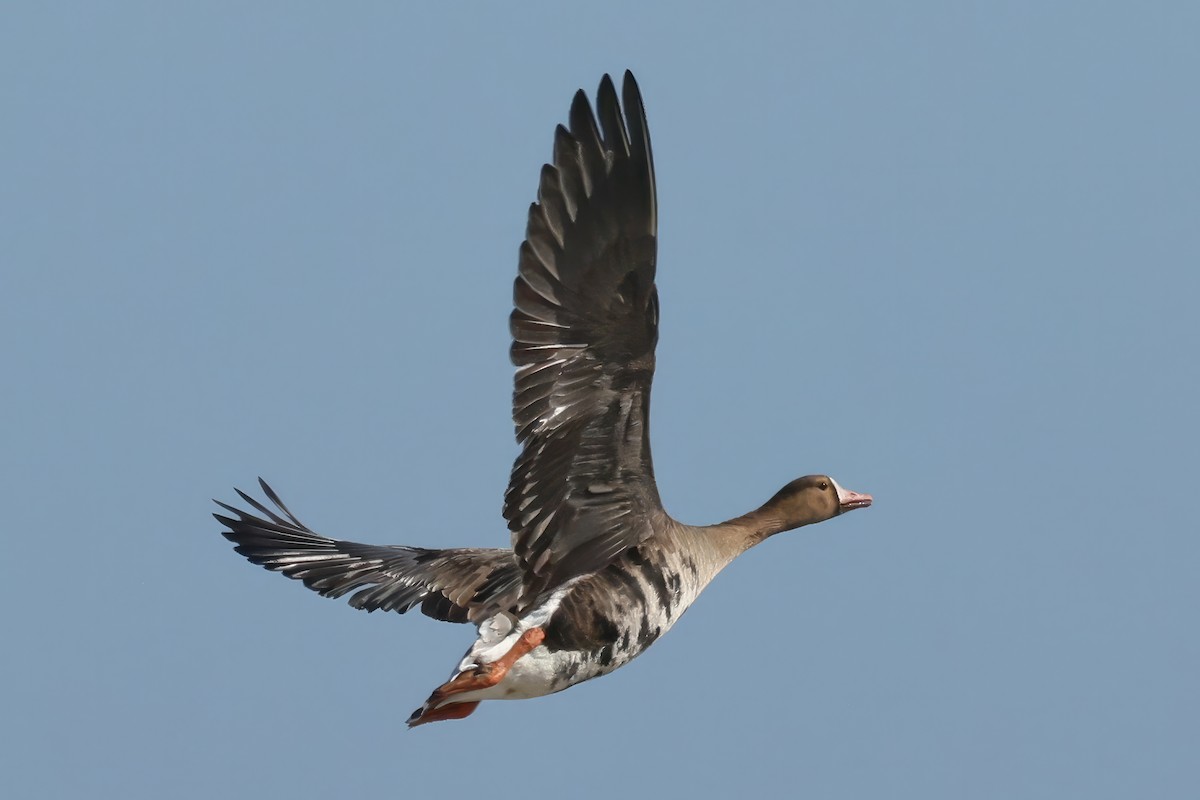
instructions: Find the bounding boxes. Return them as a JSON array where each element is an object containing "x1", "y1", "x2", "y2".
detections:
[{"x1": 595, "y1": 73, "x2": 631, "y2": 157}]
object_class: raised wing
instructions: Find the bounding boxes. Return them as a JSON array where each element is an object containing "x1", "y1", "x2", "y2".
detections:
[
  {"x1": 216, "y1": 480, "x2": 522, "y2": 624},
  {"x1": 506, "y1": 71, "x2": 663, "y2": 606}
]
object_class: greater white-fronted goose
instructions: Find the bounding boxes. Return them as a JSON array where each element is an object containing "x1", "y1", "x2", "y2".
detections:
[{"x1": 215, "y1": 71, "x2": 871, "y2": 727}]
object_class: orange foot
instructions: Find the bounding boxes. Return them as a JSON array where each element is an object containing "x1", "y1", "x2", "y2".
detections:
[
  {"x1": 408, "y1": 700, "x2": 480, "y2": 726},
  {"x1": 407, "y1": 626, "x2": 546, "y2": 728}
]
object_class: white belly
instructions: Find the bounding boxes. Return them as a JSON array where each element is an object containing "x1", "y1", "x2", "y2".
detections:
[{"x1": 451, "y1": 645, "x2": 591, "y2": 702}]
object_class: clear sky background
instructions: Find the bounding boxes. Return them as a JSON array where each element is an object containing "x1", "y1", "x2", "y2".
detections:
[{"x1": 3, "y1": 3, "x2": 1197, "y2": 798}]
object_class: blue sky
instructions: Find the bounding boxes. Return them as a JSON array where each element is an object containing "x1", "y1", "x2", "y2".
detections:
[{"x1": 3, "y1": 3, "x2": 1197, "y2": 798}]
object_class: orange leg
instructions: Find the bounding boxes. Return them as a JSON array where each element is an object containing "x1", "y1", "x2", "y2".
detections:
[
  {"x1": 432, "y1": 626, "x2": 546, "y2": 699},
  {"x1": 408, "y1": 627, "x2": 545, "y2": 727}
]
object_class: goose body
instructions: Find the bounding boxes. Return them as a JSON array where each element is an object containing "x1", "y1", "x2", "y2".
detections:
[
  {"x1": 216, "y1": 72, "x2": 871, "y2": 726},
  {"x1": 425, "y1": 521, "x2": 729, "y2": 710}
]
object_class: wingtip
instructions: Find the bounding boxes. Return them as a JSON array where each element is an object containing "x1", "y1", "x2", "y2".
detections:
[{"x1": 621, "y1": 70, "x2": 645, "y2": 108}]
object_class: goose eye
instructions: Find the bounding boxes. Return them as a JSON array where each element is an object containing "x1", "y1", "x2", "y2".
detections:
[{"x1": 819, "y1": 481, "x2": 829, "y2": 490}]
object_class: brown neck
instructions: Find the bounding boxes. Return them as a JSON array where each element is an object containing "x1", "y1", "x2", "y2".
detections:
[{"x1": 705, "y1": 504, "x2": 799, "y2": 557}]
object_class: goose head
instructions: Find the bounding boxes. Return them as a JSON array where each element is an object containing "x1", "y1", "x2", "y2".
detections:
[{"x1": 757, "y1": 475, "x2": 873, "y2": 536}]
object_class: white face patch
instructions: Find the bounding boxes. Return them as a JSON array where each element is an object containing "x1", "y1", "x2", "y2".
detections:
[{"x1": 830, "y1": 477, "x2": 849, "y2": 503}]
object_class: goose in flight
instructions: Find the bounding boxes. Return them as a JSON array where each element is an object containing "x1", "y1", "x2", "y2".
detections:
[{"x1": 215, "y1": 71, "x2": 872, "y2": 727}]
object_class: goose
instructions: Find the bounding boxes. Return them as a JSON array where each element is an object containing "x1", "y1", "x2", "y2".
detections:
[{"x1": 215, "y1": 71, "x2": 872, "y2": 727}]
